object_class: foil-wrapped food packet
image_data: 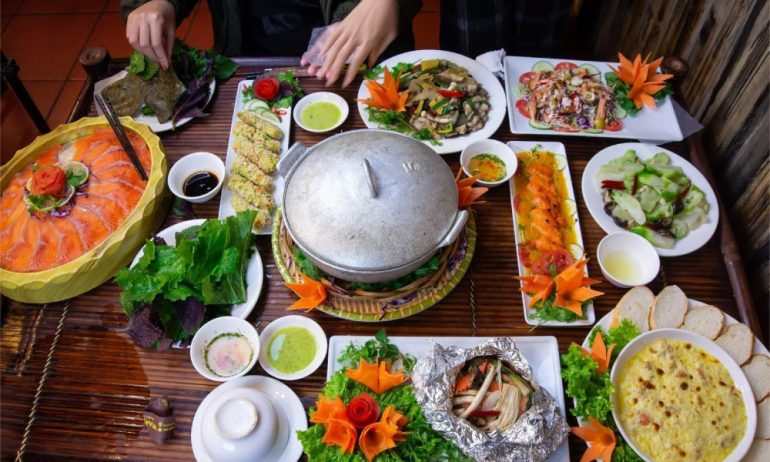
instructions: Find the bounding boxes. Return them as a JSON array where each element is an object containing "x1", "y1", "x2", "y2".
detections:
[{"x1": 412, "y1": 337, "x2": 569, "y2": 461}]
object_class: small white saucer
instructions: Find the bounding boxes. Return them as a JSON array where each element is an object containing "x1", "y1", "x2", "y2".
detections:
[{"x1": 191, "y1": 375, "x2": 307, "y2": 462}]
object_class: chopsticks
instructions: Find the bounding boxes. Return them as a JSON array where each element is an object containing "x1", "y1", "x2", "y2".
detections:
[{"x1": 95, "y1": 94, "x2": 148, "y2": 181}]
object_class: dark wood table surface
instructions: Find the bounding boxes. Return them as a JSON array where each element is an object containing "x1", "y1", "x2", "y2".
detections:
[{"x1": 1, "y1": 59, "x2": 762, "y2": 461}]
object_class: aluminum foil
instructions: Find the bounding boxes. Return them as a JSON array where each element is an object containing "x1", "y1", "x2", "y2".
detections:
[{"x1": 412, "y1": 337, "x2": 569, "y2": 462}]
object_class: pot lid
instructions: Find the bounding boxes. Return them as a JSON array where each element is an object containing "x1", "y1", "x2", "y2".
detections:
[{"x1": 282, "y1": 130, "x2": 459, "y2": 272}]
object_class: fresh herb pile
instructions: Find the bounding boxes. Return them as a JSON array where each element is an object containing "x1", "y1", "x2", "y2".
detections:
[
  {"x1": 529, "y1": 296, "x2": 590, "y2": 323},
  {"x1": 297, "y1": 330, "x2": 469, "y2": 461},
  {"x1": 242, "y1": 70, "x2": 304, "y2": 109},
  {"x1": 116, "y1": 211, "x2": 256, "y2": 349},
  {"x1": 561, "y1": 320, "x2": 642, "y2": 462},
  {"x1": 604, "y1": 72, "x2": 672, "y2": 117},
  {"x1": 127, "y1": 39, "x2": 238, "y2": 123},
  {"x1": 293, "y1": 248, "x2": 442, "y2": 293}
]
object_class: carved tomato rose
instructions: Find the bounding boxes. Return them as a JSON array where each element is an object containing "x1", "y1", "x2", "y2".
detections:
[
  {"x1": 254, "y1": 77, "x2": 280, "y2": 100},
  {"x1": 29, "y1": 165, "x2": 67, "y2": 197},
  {"x1": 346, "y1": 393, "x2": 380, "y2": 429}
]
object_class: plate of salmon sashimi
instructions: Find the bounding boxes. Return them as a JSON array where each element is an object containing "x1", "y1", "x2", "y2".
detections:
[{"x1": 0, "y1": 117, "x2": 169, "y2": 304}]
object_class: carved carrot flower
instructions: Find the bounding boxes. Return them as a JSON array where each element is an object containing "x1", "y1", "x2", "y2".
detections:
[
  {"x1": 553, "y1": 259, "x2": 603, "y2": 316},
  {"x1": 285, "y1": 273, "x2": 327, "y2": 311},
  {"x1": 356, "y1": 67, "x2": 408, "y2": 112},
  {"x1": 571, "y1": 417, "x2": 617, "y2": 462},
  {"x1": 517, "y1": 274, "x2": 554, "y2": 308},
  {"x1": 582, "y1": 332, "x2": 616, "y2": 374},
  {"x1": 456, "y1": 168, "x2": 488, "y2": 208},
  {"x1": 609, "y1": 52, "x2": 672, "y2": 109}
]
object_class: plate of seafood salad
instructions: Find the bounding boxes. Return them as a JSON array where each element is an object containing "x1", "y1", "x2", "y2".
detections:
[
  {"x1": 218, "y1": 76, "x2": 297, "y2": 234},
  {"x1": 508, "y1": 141, "x2": 599, "y2": 326},
  {"x1": 356, "y1": 49, "x2": 506, "y2": 154},
  {"x1": 581, "y1": 142, "x2": 718, "y2": 256},
  {"x1": 297, "y1": 331, "x2": 469, "y2": 461},
  {"x1": 503, "y1": 55, "x2": 682, "y2": 141}
]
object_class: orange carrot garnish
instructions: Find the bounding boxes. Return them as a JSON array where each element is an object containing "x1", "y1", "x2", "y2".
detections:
[
  {"x1": 346, "y1": 359, "x2": 408, "y2": 394},
  {"x1": 310, "y1": 396, "x2": 349, "y2": 425},
  {"x1": 571, "y1": 417, "x2": 617, "y2": 462},
  {"x1": 356, "y1": 67, "x2": 408, "y2": 112},
  {"x1": 553, "y1": 259, "x2": 603, "y2": 316},
  {"x1": 285, "y1": 272, "x2": 327, "y2": 311},
  {"x1": 359, "y1": 406, "x2": 409, "y2": 461},
  {"x1": 322, "y1": 418, "x2": 358, "y2": 454},
  {"x1": 609, "y1": 52, "x2": 672, "y2": 109},
  {"x1": 456, "y1": 168, "x2": 488, "y2": 208},
  {"x1": 517, "y1": 274, "x2": 555, "y2": 308},
  {"x1": 582, "y1": 333, "x2": 616, "y2": 374}
]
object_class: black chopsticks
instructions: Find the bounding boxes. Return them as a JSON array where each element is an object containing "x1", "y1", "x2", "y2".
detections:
[{"x1": 95, "y1": 94, "x2": 148, "y2": 181}]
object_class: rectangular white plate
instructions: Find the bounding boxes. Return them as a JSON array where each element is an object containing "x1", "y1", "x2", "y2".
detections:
[
  {"x1": 327, "y1": 335, "x2": 569, "y2": 462},
  {"x1": 217, "y1": 80, "x2": 291, "y2": 234},
  {"x1": 507, "y1": 141, "x2": 595, "y2": 327},
  {"x1": 503, "y1": 56, "x2": 683, "y2": 142}
]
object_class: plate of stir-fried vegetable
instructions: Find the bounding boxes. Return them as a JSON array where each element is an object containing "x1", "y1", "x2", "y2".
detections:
[
  {"x1": 357, "y1": 50, "x2": 506, "y2": 154},
  {"x1": 503, "y1": 56, "x2": 683, "y2": 141}
]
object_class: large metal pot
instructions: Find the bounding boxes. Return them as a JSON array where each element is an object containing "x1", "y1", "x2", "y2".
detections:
[{"x1": 277, "y1": 129, "x2": 468, "y2": 283}]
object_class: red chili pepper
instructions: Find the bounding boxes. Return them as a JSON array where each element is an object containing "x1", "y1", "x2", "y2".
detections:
[
  {"x1": 601, "y1": 180, "x2": 626, "y2": 190},
  {"x1": 631, "y1": 175, "x2": 639, "y2": 195},
  {"x1": 437, "y1": 89, "x2": 463, "y2": 98},
  {"x1": 468, "y1": 410, "x2": 501, "y2": 417}
]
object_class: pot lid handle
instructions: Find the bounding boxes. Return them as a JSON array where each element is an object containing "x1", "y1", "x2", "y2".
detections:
[
  {"x1": 277, "y1": 142, "x2": 307, "y2": 177},
  {"x1": 362, "y1": 158, "x2": 378, "y2": 198},
  {"x1": 436, "y1": 210, "x2": 469, "y2": 248}
]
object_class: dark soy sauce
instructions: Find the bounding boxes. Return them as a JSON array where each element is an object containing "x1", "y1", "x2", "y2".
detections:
[{"x1": 183, "y1": 171, "x2": 219, "y2": 197}]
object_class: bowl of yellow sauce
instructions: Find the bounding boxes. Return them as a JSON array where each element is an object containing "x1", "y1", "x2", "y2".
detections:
[
  {"x1": 258, "y1": 315, "x2": 327, "y2": 381},
  {"x1": 293, "y1": 92, "x2": 349, "y2": 133},
  {"x1": 597, "y1": 232, "x2": 660, "y2": 288},
  {"x1": 460, "y1": 139, "x2": 517, "y2": 187},
  {"x1": 611, "y1": 328, "x2": 756, "y2": 462}
]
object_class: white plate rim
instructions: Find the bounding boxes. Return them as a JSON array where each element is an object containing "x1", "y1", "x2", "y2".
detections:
[
  {"x1": 356, "y1": 49, "x2": 507, "y2": 154},
  {"x1": 191, "y1": 375, "x2": 307, "y2": 462},
  {"x1": 580, "y1": 142, "x2": 719, "y2": 257},
  {"x1": 130, "y1": 218, "x2": 263, "y2": 319},
  {"x1": 502, "y1": 56, "x2": 683, "y2": 142},
  {"x1": 326, "y1": 335, "x2": 570, "y2": 462},
  {"x1": 506, "y1": 141, "x2": 596, "y2": 327},
  {"x1": 94, "y1": 69, "x2": 216, "y2": 133},
  {"x1": 257, "y1": 315, "x2": 328, "y2": 381},
  {"x1": 217, "y1": 79, "x2": 291, "y2": 235}
]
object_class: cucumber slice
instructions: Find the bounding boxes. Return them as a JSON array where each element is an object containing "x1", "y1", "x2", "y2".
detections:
[
  {"x1": 614, "y1": 105, "x2": 628, "y2": 119},
  {"x1": 528, "y1": 119, "x2": 552, "y2": 130},
  {"x1": 531, "y1": 60, "x2": 554, "y2": 73},
  {"x1": 511, "y1": 83, "x2": 526, "y2": 100},
  {"x1": 578, "y1": 63, "x2": 601, "y2": 81},
  {"x1": 582, "y1": 128, "x2": 603, "y2": 134},
  {"x1": 251, "y1": 99, "x2": 270, "y2": 111},
  {"x1": 255, "y1": 107, "x2": 281, "y2": 124}
]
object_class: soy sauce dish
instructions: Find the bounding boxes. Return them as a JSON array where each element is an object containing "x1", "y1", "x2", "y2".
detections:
[
  {"x1": 168, "y1": 151, "x2": 225, "y2": 203},
  {"x1": 293, "y1": 92, "x2": 349, "y2": 133},
  {"x1": 258, "y1": 315, "x2": 327, "y2": 381},
  {"x1": 191, "y1": 317, "x2": 260, "y2": 382}
]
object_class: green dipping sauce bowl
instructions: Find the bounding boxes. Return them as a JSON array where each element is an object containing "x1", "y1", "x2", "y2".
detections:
[
  {"x1": 258, "y1": 315, "x2": 328, "y2": 381},
  {"x1": 293, "y1": 92, "x2": 349, "y2": 133}
]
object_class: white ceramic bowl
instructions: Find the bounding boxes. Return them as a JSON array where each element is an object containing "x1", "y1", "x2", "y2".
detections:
[
  {"x1": 460, "y1": 139, "x2": 518, "y2": 187},
  {"x1": 191, "y1": 316, "x2": 260, "y2": 382},
  {"x1": 610, "y1": 328, "x2": 757, "y2": 462},
  {"x1": 258, "y1": 315, "x2": 327, "y2": 381},
  {"x1": 293, "y1": 92, "x2": 349, "y2": 133},
  {"x1": 167, "y1": 152, "x2": 225, "y2": 203},
  {"x1": 201, "y1": 387, "x2": 289, "y2": 462},
  {"x1": 596, "y1": 232, "x2": 660, "y2": 288}
]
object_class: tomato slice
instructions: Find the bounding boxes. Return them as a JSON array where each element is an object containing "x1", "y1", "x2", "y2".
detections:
[
  {"x1": 515, "y1": 99, "x2": 529, "y2": 118},
  {"x1": 555, "y1": 62, "x2": 577, "y2": 71},
  {"x1": 519, "y1": 71, "x2": 537, "y2": 85},
  {"x1": 605, "y1": 120, "x2": 623, "y2": 131},
  {"x1": 518, "y1": 245, "x2": 532, "y2": 269},
  {"x1": 532, "y1": 249, "x2": 575, "y2": 275}
]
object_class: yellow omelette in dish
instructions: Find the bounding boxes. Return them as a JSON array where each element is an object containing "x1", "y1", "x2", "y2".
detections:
[{"x1": 616, "y1": 339, "x2": 746, "y2": 461}]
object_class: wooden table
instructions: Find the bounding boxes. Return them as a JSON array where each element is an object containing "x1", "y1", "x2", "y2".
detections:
[{"x1": 1, "y1": 57, "x2": 763, "y2": 461}]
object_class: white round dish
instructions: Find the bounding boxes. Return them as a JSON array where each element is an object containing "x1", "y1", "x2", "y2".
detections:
[
  {"x1": 258, "y1": 315, "x2": 327, "y2": 381},
  {"x1": 130, "y1": 219, "x2": 263, "y2": 319},
  {"x1": 94, "y1": 69, "x2": 217, "y2": 133},
  {"x1": 356, "y1": 49, "x2": 506, "y2": 154},
  {"x1": 191, "y1": 375, "x2": 307, "y2": 462},
  {"x1": 596, "y1": 232, "x2": 660, "y2": 288},
  {"x1": 460, "y1": 139, "x2": 518, "y2": 187},
  {"x1": 581, "y1": 142, "x2": 719, "y2": 257},
  {"x1": 190, "y1": 316, "x2": 260, "y2": 382},
  {"x1": 201, "y1": 387, "x2": 286, "y2": 462},
  {"x1": 293, "y1": 92, "x2": 348, "y2": 133},
  {"x1": 610, "y1": 328, "x2": 756, "y2": 462},
  {"x1": 167, "y1": 152, "x2": 225, "y2": 203}
]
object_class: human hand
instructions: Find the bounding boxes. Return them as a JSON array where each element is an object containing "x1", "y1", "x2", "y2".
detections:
[
  {"x1": 126, "y1": 0, "x2": 176, "y2": 70},
  {"x1": 301, "y1": 0, "x2": 399, "y2": 88}
]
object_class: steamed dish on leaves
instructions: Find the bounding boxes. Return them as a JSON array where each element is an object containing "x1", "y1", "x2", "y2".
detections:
[
  {"x1": 597, "y1": 149, "x2": 710, "y2": 248},
  {"x1": 453, "y1": 356, "x2": 533, "y2": 432}
]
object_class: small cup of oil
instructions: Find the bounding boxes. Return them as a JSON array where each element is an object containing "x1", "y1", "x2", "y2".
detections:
[
  {"x1": 597, "y1": 232, "x2": 660, "y2": 288},
  {"x1": 168, "y1": 152, "x2": 225, "y2": 203}
]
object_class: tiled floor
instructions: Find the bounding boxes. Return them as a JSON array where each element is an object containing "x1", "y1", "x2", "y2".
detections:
[{"x1": 0, "y1": 0, "x2": 438, "y2": 157}]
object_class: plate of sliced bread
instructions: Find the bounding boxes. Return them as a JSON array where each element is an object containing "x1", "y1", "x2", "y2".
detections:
[{"x1": 584, "y1": 285, "x2": 769, "y2": 461}]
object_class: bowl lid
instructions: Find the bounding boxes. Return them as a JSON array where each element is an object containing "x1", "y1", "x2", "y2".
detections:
[{"x1": 283, "y1": 130, "x2": 459, "y2": 272}]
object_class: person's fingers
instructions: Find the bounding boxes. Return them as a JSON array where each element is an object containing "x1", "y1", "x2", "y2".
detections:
[
  {"x1": 165, "y1": 25, "x2": 175, "y2": 65},
  {"x1": 126, "y1": 16, "x2": 141, "y2": 49},
  {"x1": 150, "y1": 20, "x2": 169, "y2": 69},
  {"x1": 318, "y1": 25, "x2": 344, "y2": 58},
  {"x1": 343, "y1": 46, "x2": 368, "y2": 88},
  {"x1": 138, "y1": 22, "x2": 159, "y2": 64},
  {"x1": 307, "y1": 64, "x2": 319, "y2": 74},
  {"x1": 316, "y1": 32, "x2": 344, "y2": 80},
  {"x1": 324, "y1": 38, "x2": 355, "y2": 86}
]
